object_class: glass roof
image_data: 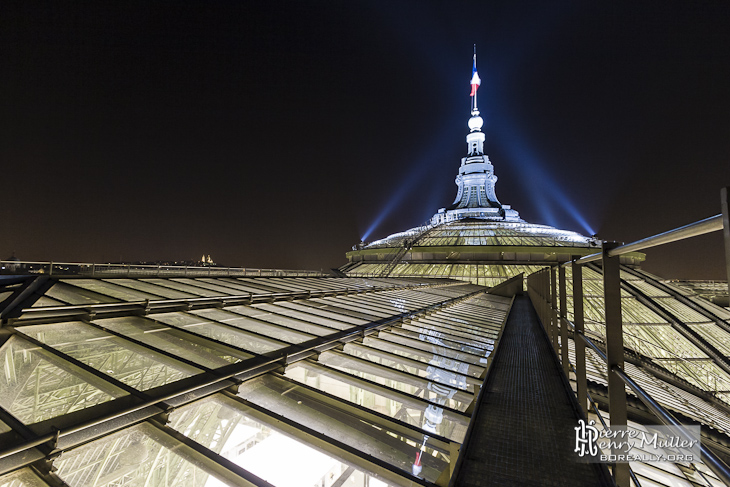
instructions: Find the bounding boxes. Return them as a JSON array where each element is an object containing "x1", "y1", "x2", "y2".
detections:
[
  {"x1": 0, "y1": 275, "x2": 513, "y2": 486},
  {"x1": 1, "y1": 273, "x2": 728, "y2": 487}
]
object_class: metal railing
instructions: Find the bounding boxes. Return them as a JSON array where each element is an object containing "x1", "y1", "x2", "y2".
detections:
[
  {"x1": 526, "y1": 187, "x2": 730, "y2": 487},
  {"x1": 0, "y1": 260, "x2": 324, "y2": 278}
]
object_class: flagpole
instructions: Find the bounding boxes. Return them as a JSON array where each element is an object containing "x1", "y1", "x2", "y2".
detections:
[{"x1": 472, "y1": 45, "x2": 478, "y2": 114}]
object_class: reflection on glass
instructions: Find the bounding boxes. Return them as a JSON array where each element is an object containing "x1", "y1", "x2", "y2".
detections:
[
  {"x1": 237, "y1": 375, "x2": 452, "y2": 483},
  {"x1": 362, "y1": 336, "x2": 485, "y2": 378},
  {"x1": 318, "y1": 350, "x2": 473, "y2": 412},
  {"x1": 54, "y1": 422, "x2": 236, "y2": 487},
  {"x1": 169, "y1": 394, "x2": 394, "y2": 487},
  {"x1": 344, "y1": 343, "x2": 478, "y2": 393},
  {"x1": 285, "y1": 361, "x2": 469, "y2": 442},
  {"x1": 0, "y1": 336, "x2": 126, "y2": 424}
]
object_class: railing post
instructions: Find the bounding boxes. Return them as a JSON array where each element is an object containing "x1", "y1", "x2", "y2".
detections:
[
  {"x1": 540, "y1": 269, "x2": 548, "y2": 330},
  {"x1": 721, "y1": 187, "x2": 730, "y2": 299},
  {"x1": 572, "y1": 258, "x2": 588, "y2": 415},
  {"x1": 603, "y1": 241, "x2": 629, "y2": 487},
  {"x1": 540, "y1": 267, "x2": 552, "y2": 330},
  {"x1": 550, "y1": 266, "x2": 558, "y2": 355},
  {"x1": 558, "y1": 265, "x2": 569, "y2": 375}
]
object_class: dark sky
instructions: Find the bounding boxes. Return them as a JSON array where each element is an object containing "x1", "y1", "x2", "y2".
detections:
[{"x1": 2, "y1": 1, "x2": 730, "y2": 279}]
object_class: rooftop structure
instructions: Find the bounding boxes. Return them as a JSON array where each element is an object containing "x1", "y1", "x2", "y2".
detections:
[
  {"x1": 1, "y1": 52, "x2": 729, "y2": 487},
  {"x1": 343, "y1": 52, "x2": 643, "y2": 284}
]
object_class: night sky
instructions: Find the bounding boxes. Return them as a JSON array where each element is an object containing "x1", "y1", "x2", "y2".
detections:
[{"x1": 3, "y1": 1, "x2": 730, "y2": 279}]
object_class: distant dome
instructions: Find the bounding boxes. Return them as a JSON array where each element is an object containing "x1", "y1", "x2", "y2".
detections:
[{"x1": 468, "y1": 115, "x2": 483, "y2": 131}]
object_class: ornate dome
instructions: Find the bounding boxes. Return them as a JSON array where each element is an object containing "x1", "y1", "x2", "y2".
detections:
[{"x1": 364, "y1": 219, "x2": 594, "y2": 250}]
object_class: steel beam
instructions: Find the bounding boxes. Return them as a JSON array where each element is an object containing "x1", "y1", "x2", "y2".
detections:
[
  {"x1": 571, "y1": 260, "x2": 588, "y2": 415},
  {"x1": 550, "y1": 266, "x2": 558, "y2": 355},
  {"x1": 722, "y1": 187, "x2": 730, "y2": 300},
  {"x1": 602, "y1": 242, "x2": 629, "y2": 487},
  {"x1": 558, "y1": 266, "x2": 569, "y2": 375}
]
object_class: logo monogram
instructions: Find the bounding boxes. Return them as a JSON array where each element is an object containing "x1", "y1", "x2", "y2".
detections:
[{"x1": 575, "y1": 419, "x2": 599, "y2": 457}]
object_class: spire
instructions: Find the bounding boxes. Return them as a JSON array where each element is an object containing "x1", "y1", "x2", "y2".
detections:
[{"x1": 429, "y1": 47, "x2": 522, "y2": 225}]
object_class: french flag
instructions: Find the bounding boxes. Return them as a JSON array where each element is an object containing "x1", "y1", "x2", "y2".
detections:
[{"x1": 470, "y1": 56, "x2": 481, "y2": 97}]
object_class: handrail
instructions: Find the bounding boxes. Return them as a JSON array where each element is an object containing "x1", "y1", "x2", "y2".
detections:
[
  {"x1": 570, "y1": 214, "x2": 723, "y2": 266},
  {"x1": 568, "y1": 361, "x2": 643, "y2": 487},
  {"x1": 0, "y1": 260, "x2": 324, "y2": 277},
  {"x1": 610, "y1": 364, "x2": 730, "y2": 486},
  {"x1": 529, "y1": 200, "x2": 730, "y2": 486},
  {"x1": 563, "y1": 317, "x2": 730, "y2": 485}
]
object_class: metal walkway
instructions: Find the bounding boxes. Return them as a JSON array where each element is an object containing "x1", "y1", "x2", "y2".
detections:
[{"x1": 453, "y1": 296, "x2": 613, "y2": 487}]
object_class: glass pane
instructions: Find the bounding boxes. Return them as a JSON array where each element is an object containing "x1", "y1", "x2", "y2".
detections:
[
  {"x1": 140, "y1": 279, "x2": 222, "y2": 297},
  {"x1": 190, "y1": 308, "x2": 316, "y2": 344},
  {"x1": 224, "y1": 306, "x2": 336, "y2": 336},
  {"x1": 0, "y1": 336, "x2": 126, "y2": 424},
  {"x1": 105, "y1": 279, "x2": 198, "y2": 299},
  {"x1": 0, "y1": 468, "x2": 49, "y2": 487},
  {"x1": 151, "y1": 312, "x2": 288, "y2": 354},
  {"x1": 286, "y1": 361, "x2": 470, "y2": 442},
  {"x1": 96, "y1": 316, "x2": 253, "y2": 368},
  {"x1": 273, "y1": 301, "x2": 368, "y2": 326},
  {"x1": 237, "y1": 374, "x2": 452, "y2": 484},
  {"x1": 63, "y1": 279, "x2": 160, "y2": 301},
  {"x1": 168, "y1": 394, "x2": 395, "y2": 487},
  {"x1": 21, "y1": 322, "x2": 201, "y2": 391},
  {"x1": 44, "y1": 282, "x2": 118, "y2": 305},
  {"x1": 170, "y1": 278, "x2": 241, "y2": 295},
  {"x1": 54, "y1": 422, "x2": 238, "y2": 487},
  {"x1": 386, "y1": 328, "x2": 491, "y2": 359},
  {"x1": 253, "y1": 303, "x2": 352, "y2": 330},
  {"x1": 343, "y1": 343, "x2": 479, "y2": 393},
  {"x1": 317, "y1": 350, "x2": 473, "y2": 412},
  {"x1": 362, "y1": 336, "x2": 485, "y2": 378},
  {"x1": 375, "y1": 331, "x2": 490, "y2": 365}
]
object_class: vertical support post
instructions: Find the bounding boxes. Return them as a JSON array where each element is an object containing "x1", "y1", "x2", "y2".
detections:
[
  {"x1": 572, "y1": 259, "x2": 588, "y2": 415},
  {"x1": 603, "y1": 242, "x2": 629, "y2": 487},
  {"x1": 540, "y1": 268, "x2": 550, "y2": 338},
  {"x1": 550, "y1": 266, "x2": 558, "y2": 355},
  {"x1": 558, "y1": 265, "x2": 569, "y2": 375},
  {"x1": 722, "y1": 187, "x2": 730, "y2": 300},
  {"x1": 537, "y1": 271, "x2": 544, "y2": 327}
]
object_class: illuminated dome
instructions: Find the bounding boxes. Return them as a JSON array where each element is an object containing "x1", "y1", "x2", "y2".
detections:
[
  {"x1": 343, "y1": 218, "x2": 643, "y2": 287},
  {"x1": 343, "y1": 52, "x2": 645, "y2": 285},
  {"x1": 364, "y1": 220, "x2": 594, "y2": 250}
]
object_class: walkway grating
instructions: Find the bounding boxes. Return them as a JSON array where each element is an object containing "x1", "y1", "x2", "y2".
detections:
[{"x1": 453, "y1": 296, "x2": 613, "y2": 487}]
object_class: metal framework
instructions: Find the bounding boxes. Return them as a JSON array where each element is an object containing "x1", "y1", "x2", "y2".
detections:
[
  {"x1": 0, "y1": 275, "x2": 514, "y2": 487},
  {"x1": 526, "y1": 189, "x2": 730, "y2": 487}
]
